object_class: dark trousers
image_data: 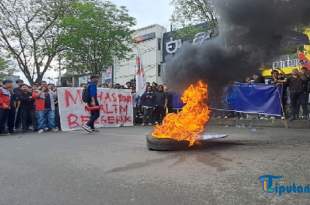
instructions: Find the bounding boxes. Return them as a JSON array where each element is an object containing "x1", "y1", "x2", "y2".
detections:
[
  {"x1": 7, "y1": 108, "x2": 16, "y2": 133},
  {"x1": 21, "y1": 109, "x2": 38, "y2": 130},
  {"x1": 297, "y1": 92, "x2": 309, "y2": 117},
  {"x1": 155, "y1": 106, "x2": 166, "y2": 124},
  {"x1": 143, "y1": 108, "x2": 153, "y2": 124},
  {"x1": 55, "y1": 106, "x2": 61, "y2": 129},
  {"x1": 168, "y1": 105, "x2": 173, "y2": 114},
  {"x1": 290, "y1": 92, "x2": 303, "y2": 118},
  {"x1": 86, "y1": 100, "x2": 100, "y2": 129},
  {"x1": 0, "y1": 109, "x2": 9, "y2": 133}
]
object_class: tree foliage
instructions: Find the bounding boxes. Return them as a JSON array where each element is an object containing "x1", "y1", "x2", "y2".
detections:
[
  {"x1": 0, "y1": 0, "x2": 77, "y2": 85},
  {"x1": 170, "y1": 0, "x2": 218, "y2": 40},
  {"x1": 58, "y1": 0, "x2": 136, "y2": 75},
  {"x1": 0, "y1": 56, "x2": 17, "y2": 81}
]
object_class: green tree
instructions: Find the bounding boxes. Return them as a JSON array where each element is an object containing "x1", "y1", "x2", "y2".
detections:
[
  {"x1": 0, "y1": 56, "x2": 16, "y2": 81},
  {"x1": 0, "y1": 0, "x2": 77, "y2": 85},
  {"x1": 170, "y1": 0, "x2": 218, "y2": 41},
  {"x1": 58, "y1": 1, "x2": 136, "y2": 75}
]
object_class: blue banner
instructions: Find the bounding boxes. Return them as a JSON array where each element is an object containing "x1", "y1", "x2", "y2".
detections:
[
  {"x1": 172, "y1": 92, "x2": 185, "y2": 109},
  {"x1": 212, "y1": 83, "x2": 283, "y2": 116}
]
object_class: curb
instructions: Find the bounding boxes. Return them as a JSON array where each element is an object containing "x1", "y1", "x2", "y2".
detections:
[{"x1": 208, "y1": 119, "x2": 310, "y2": 129}]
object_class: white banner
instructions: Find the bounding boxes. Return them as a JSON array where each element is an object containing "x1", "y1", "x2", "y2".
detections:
[{"x1": 58, "y1": 88, "x2": 133, "y2": 131}]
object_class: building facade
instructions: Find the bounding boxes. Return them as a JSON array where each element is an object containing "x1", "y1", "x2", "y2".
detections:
[
  {"x1": 262, "y1": 29, "x2": 310, "y2": 77},
  {"x1": 113, "y1": 24, "x2": 167, "y2": 86}
]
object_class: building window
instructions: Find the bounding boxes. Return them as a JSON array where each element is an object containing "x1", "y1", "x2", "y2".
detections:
[
  {"x1": 158, "y1": 64, "x2": 161, "y2": 76},
  {"x1": 158, "y1": 38, "x2": 161, "y2": 50}
]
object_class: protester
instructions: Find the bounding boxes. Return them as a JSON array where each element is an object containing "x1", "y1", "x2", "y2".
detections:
[
  {"x1": 119, "y1": 85, "x2": 125, "y2": 89},
  {"x1": 271, "y1": 69, "x2": 288, "y2": 117},
  {"x1": 83, "y1": 75, "x2": 100, "y2": 133},
  {"x1": 298, "y1": 67, "x2": 310, "y2": 119},
  {"x1": 13, "y1": 79, "x2": 24, "y2": 130},
  {"x1": 32, "y1": 81, "x2": 58, "y2": 133},
  {"x1": 270, "y1": 70, "x2": 283, "y2": 84},
  {"x1": 164, "y1": 85, "x2": 173, "y2": 113},
  {"x1": 132, "y1": 87, "x2": 139, "y2": 125},
  {"x1": 253, "y1": 73, "x2": 265, "y2": 84},
  {"x1": 151, "y1": 82, "x2": 158, "y2": 92},
  {"x1": 146, "y1": 82, "x2": 150, "y2": 91},
  {"x1": 113, "y1": 83, "x2": 120, "y2": 89},
  {"x1": 126, "y1": 82, "x2": 131, "y2": 89},
  {"x1": 275, "y1": 68, "x2": 307, "y2": 121},
  {"x1": 141, "y1": 86, "x2": 156, "y2": 126},
  {"x1": 0, "y1": 80, "x2": 13, "y2": 135},
  {"x1": 268, "y1": 69, "x2": 286, "y2": 119},
  {"x1": 61, "y1": 80, "x2": 72, "y2": 87},
  {"x1": 54, "y1": 88, "x2": 60, "y2": 130},
  {"x1": 100, "y1": 83, "x2": 108, "y2": 88},
  {"x1": 48, "y1": 83, "x2": 55, "y2": 91},
  {"x1": 154, "y1": 85, "x2": 168, "y2": 125},
  {"x1": 19, "y1": 84, "x2": 38, "y2": 132},
  {"x1": 245, "y1": 77, "x2": 252, "y2": 84},
  {"x1": 80, "y1": 83, "x2": 87, "y2": 88},
  {"x1": 32, "y1": 83, "x2": 38, "y2": 92},
  {"x1": 14, "y1": 79, "x2": 24, "y2": 94},
  {"x1": 7, "y1": 87, "x2": 18, "y2": 134}
]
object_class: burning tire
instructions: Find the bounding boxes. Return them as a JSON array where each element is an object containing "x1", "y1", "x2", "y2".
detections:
[{"x1": 146, "y1": 134, "x2": 190, "y2": 151}]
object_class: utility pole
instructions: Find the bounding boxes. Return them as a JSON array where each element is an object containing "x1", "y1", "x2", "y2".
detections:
[{"x1": 58, "y1": 58, "x2": 61, "y2": 86}]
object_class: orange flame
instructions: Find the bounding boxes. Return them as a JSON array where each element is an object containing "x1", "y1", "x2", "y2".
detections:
[{"x1": 152, "y1": 81, "x2": 211, "y2": 146}]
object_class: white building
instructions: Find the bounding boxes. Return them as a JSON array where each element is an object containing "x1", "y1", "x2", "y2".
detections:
[{"x1": 114, "y1": 24, "x2": 167, "y2": 86}]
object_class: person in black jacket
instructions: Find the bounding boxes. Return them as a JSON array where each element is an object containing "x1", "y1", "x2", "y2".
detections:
[
  {"x1": 141, "y1": 86, "x2": 156, "y2": 126},
  {"x1": 7, "y1": 87, "x2": 18, "y2": 134},
  {"x1": 18, "y1": 84, "x2": 38, "y2": 132},
  {"x1": 14, "y1": 79, "x2": 23, "y2": 130},
  {"x1": 154, "y1": 85, "x2": 168, "y2": 125},
  {"x1": 275, "y1": 68, "x2": 307, "y2": 121},
  {"x1": 151, "y1": 82, "x2": 158, "y2": 92},
  {"x1": 164, "y1": 85, "x2": 173, "y2": 114},
  {"x1": 13, "y1": 79, "x2": 24, "y2": 95}
]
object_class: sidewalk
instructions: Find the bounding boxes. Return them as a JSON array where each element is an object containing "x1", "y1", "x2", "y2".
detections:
[{"x1": 208, "y1": 118, "x2": 310, "y2": 129}]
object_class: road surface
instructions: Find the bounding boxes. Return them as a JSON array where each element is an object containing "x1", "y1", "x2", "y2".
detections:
[{"x1": 0, "y1": 126, "x2": 310, "y2": 205}]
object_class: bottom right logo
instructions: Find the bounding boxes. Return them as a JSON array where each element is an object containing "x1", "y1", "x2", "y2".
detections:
[{"x1": 258, "y1": 175, "x2": 310, "y2": 196}]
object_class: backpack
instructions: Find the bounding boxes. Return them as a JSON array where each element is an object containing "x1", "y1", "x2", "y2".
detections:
[{"x1": 82, "y1": 84, "x2": 91, "y2": 103}]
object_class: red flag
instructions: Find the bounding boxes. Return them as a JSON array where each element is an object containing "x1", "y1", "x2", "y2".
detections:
[{"x1": 298, "y1": 50, "x2": 310, "y2": 70}]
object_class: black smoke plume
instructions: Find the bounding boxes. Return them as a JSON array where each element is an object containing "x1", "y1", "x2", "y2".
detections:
[{"x1": 163, "y1": 0, "x2": 310, "y2": 95}]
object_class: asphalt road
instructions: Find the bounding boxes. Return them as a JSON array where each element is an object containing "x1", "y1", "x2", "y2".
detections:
[{"x1": 1, "y1": 125, "x2": 310, "y2": 205}]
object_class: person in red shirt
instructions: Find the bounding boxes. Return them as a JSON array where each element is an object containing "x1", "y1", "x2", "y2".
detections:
[
  {"x1": 0, "y1": 80, "x2": 13, "y2": 135},
  {"x1": 32, "y1": 81, "x2": 58, "y2": 133}
]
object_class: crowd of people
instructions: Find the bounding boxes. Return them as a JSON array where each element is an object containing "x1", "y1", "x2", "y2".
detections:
[
  {"x1": 249, "y1": 67, "x2": 310, "y2": 121},
  {"x1": 231, "y1": 67, "x2": 310, "y2": 121},
  {"x1": 0, "y1": 76, "x2": 174, "y2": 135},
  {"x1": 274, "y1": 67, "x2": 310, "y2": 121},
  {"x1": 0, "y1": 79, "x2": 62, "y2": 135},
  {"x1": 1, "y1": 66, "x2": 307, "y2": 135}
]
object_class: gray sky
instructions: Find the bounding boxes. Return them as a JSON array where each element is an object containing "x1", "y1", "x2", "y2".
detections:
[
  {"x1": 17, "y1": 0, "x2": 174, "y2": 84},
  {"x1": 110, "y1": 0, "x2": 174, "y2": 30}
]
